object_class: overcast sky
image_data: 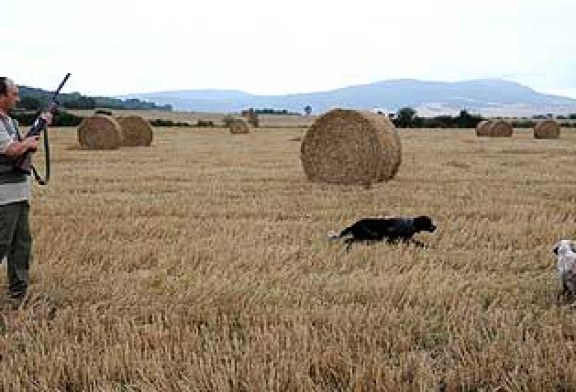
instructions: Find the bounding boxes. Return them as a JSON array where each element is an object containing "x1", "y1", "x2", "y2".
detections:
[{"x1": 2, "y1": 0, "x2": 575, "y2": 98}]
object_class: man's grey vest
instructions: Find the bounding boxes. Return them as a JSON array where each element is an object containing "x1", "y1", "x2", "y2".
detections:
[{"x1": 0, "y1": 117, "x2": 27, "y2": 184}]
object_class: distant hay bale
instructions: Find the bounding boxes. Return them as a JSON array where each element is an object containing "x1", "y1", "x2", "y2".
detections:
[
  {"x1": 488, "y1": 120, "x2": 513, "y2": 137},
  {"x1": 77, "y1": 115, "x2": 121, "y2": 150},
  {"x1": 94, "y1": 109, "x2": 113, "y2": 116},
  {"x1": 247, "y1": 111, "x2": 259, "y2": 128},
  {"x1": 476, "y1": 119, "x2": 513, "y2": 137},
  {"x1": 242, "y1": 108, "x2": 260, "y2": 128},
  {"x1": 475, "y1": 120, "x2": 491, "y2": 137},
  {"x1": 300, "y1": 109, "x2": 401, "y2": 185},
  {"x1": 116, "y1": 115, "x2": 154, "y2": 146},
  {"x1": 229, "y1": 118, "x2": 250, "y2": 134},
  {"x1": 534, "y1": 119, "x2": 560, "y2": 139}
]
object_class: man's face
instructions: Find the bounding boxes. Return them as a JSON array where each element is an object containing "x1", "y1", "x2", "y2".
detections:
[{"x1": 0, "y1": 81, "x2": 20, "y2": 113}]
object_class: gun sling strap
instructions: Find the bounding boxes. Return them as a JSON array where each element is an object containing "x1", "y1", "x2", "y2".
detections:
[
  {"x1": 14, "y1": 120, "x2": 50, "y2": 186},
  {"x1": 31, "y1": 128, "x2": 50, "y2": 185},
  {"x1": 21, "y1": 73, "x2": 69, "y2": 186}
]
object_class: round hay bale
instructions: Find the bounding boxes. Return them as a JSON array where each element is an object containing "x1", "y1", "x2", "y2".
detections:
[
  {"x1": 94, "y1": 109, "x2": 113, "y2": 116},
  {"x1": 77, "y1": 115, "x2": 121, "y2": 150},
  {"x1": 242, "y1": 108, "x2": 259, "y2": 128},
  {"x1": 229, "y1": 118, "x2": 250, "y2": 134},
  {"x1": 247, "y1": 111, "x2": 259, "y2": 128},
  {"x1": 534, "y1": 119, "x2": 560, "y2": 139},
  {"x1": 300, "y1": 109, "x2": 401, "y2": 185},
  {"x1": 488, "y1": 120, "x2": 513, "y2": 137},
  {"x1": 116, "y1": 115, "x2": 154, "y2": 146},
  {"x1": 475, "y1": 120, "x2": 491, "y2": 137}
]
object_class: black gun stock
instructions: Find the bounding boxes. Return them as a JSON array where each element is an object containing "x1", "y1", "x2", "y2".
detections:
[{"x1": 15, "y1": 73, "x2": 71, "y2": 184}]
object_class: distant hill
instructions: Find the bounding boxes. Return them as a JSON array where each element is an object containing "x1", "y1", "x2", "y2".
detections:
[
  {"x1": 119, "y1": 79, "x2": 576, "y2": 117},
  {"x1": 18, "y1": 86, "x2": 172, "y2": 111}
]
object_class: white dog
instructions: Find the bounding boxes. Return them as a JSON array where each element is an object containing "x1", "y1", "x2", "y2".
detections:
[{"x1": 553, "y1": 239, "x2": 576, "y2": 303}]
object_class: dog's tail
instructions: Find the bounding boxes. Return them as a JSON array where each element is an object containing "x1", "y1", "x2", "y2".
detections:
[{"x1": 327, "y1": 230, "x2": 341, "y2": 240}]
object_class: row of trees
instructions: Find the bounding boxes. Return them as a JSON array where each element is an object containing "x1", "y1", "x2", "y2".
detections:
[
  {"x1": 532, "y1": 113, "x2": 576, "y2": 120},
  {"x1": 391, "y1": 107, "x2": 576, "y2": 128},
  {"x1": 251, "y1": 108, "x2": 300, "y2": 115},
  {"x1": 18, "y1": 87, "x2": 172, "y2": 111},
  {"x1": 392, "y1": 108, "x2": 484, "y2": 128}
]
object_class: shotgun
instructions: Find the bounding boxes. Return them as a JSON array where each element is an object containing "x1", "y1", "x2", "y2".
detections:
[{"x1": 15, "y1": 73, "x2": 71, "y2": 185}]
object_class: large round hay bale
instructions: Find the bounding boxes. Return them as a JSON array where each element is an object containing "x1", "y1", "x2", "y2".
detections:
[
  {"x1": 475, "y1": 120, "x2": 491, "y2": 137},
  {"x1": 300, "y1": 109, "x2": 401, "y2": 185},
  {"x1": 488, "y1": 120, "x2": 513, "y2": 137},
  {"x1": 116, "y1": 115, "x2": 154, "y2": 146},
  {"x1": 376, "y1": 115, "x2": 402, "y2": 181},
  {"x1": 534, "y1": 119, "x2": 560, "y2": 139},
  {"x1": 229, "y1": 118, "x2": 250, "y2": 134},
  {"x1": 77, "y1": 115, "x2": 121, "y2": 150}
]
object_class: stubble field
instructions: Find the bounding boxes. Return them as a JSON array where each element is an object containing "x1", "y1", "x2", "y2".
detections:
[{"x1": 1, "y1": 120, "x2": 576, "y2": 391}]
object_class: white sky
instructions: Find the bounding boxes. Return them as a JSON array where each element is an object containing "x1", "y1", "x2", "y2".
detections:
[{"x1": 2, "y1": 0, "x2": 575, "y2": 98}]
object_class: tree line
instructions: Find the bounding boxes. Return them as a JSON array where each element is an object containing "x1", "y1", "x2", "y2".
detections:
[
  {"x1": 18, "y1": 86, "x2": 172, "y2": 111},
  {"x1": 388, "y1": 107, "x2": 576, "y2": 128},
  {"x1": 391, "y1": 108, "x2": 483, "y2": 128}
]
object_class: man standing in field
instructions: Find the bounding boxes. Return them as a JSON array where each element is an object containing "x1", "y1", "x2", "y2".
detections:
[{"x1": 0, "y1": 77, "x2": 51, "y2": 307}]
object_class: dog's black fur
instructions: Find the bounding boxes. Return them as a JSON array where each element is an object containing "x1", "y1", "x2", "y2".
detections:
[{"x1": 329, "y1": 215, "x2": 437, "y2": 251}]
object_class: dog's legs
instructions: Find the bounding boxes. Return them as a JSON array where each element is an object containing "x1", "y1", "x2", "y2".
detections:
[
  {"x1": 557, "y1": 287, "x2": 566, "y2": 305},
  {"x1": 557, "y1": 283, "x2": 575, "y2": 305},
  {"x1": 567, "y1": 281, "x2": 576, "y2": 304},
  {"x1": 367, "y1": 240, "x2": 382, "y2": 248},
  {"x1": 344, "y1": 238, "x2": 354, "y2": 252},
  {"x1": 411, "y1": 239, "x2": 428, "y2": 248}
]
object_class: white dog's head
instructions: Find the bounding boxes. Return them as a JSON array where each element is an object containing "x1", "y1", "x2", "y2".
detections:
[{"x1": 553, "y1": 239, "x2": 576, "y2": 277}]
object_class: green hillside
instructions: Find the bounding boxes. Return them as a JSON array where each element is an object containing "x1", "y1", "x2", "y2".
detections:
[{"x1": 18, "y1": 85, "x2": 172, "y2": 111}]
